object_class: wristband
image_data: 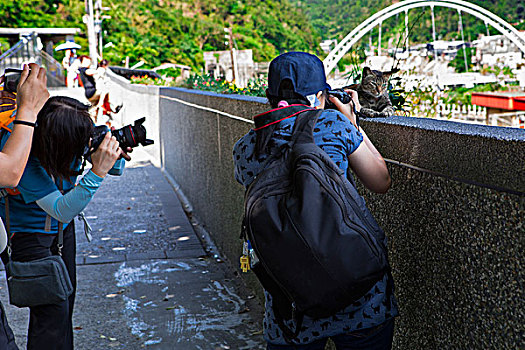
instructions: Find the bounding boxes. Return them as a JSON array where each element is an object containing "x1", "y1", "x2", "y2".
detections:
[{"x1": 13, "y1": 120, "x2": 37, "y2": 127}]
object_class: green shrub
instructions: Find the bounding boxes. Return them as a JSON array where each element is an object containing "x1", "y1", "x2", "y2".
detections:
[
  {"x1": 183, "y1": 73, "x2": 267, "y2": 97},
  {"x1": 156, "y1": 67, "x2": 181, "y2": 79}
]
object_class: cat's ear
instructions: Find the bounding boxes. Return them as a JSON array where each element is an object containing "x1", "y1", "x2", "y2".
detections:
[
  {"x1": 362, "y1": 67, "x2": 372, "y2": 79},
  {"x1": 383, "y1": 68, "x2": 400, "y2": 78}
]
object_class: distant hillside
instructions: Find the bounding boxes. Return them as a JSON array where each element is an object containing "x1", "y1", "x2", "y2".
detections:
[
  {"x1": 1, "y1": 0, "x2": 522, "y2": 71},
  {"x1": 0, "y1": 0, "x2": 320, "y2": 70}
]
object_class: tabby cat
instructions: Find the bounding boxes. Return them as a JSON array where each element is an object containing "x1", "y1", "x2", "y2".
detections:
[{"x1": 349, "y1": 67, "x2": 398, "y2": 118}]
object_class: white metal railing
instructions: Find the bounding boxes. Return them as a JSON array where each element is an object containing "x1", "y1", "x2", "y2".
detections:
[
  {"x1": 409, "y1": 101, "x2": 525, "y2": 128},
  {"x1": 39, "y1": 50, "x2": 65, "y2": 87},
  {"x1": 409, "y1": 100, "x2": 487, "y2": 124}
]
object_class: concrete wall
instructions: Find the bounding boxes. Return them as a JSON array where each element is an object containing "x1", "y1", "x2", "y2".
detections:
[
  {"x1": 355, "y1": 117, "x2": 524, "y2": 349},
  {"x1": 111, "y1": 77, "x2": 524, "y2": 349},
  {"x1": 106, "y1": 70, "x2": 161, "y2": 167},
  {"x1": 158, "y1": 88, "x2": 267, "y2": 300}
]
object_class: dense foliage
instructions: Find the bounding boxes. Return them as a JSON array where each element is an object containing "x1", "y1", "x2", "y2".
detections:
[
  {"x1": 0, "y1": 0, "x2": 522, "y2": 73},
  {"x1": 0, "y1": 0, "x2": 319, "y2": 70},
  {"x1": 0, "y1": 0, "x2": 87, "y2": 53}
]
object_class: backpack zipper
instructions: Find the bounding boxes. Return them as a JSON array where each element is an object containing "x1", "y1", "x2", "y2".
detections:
[
  {"x1": 294, "y1": 153, "x2": 380, "y2": 240},
  {"x1": 8, "y1": 274, "x2": 48, "y2": 280},
  {"x1": 295, "y1": 165, "x2": 380, "y2": 257}
]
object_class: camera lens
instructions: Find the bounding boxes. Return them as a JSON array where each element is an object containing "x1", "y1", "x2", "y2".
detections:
[{"x1": 85, "y1": 118, "x2": 154, "y2": 157}]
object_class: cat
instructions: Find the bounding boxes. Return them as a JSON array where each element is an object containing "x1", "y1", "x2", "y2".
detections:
[{"x1": 348, "y1": 67, "x2": 398, "y2": 118}]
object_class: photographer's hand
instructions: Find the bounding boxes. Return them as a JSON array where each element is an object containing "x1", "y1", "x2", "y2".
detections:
[
  {"x1": 91, "y1": 132, "x2": 122, "y2": 178},
  {"x1": 16, "y1": 63, "x2": 49, "y2": 122},
  {"x1": 329, "y1": 89, "x2": 360, "y2": 128},
  {"x1": 120, "y1": 147, "x2": 132, "y2": 161}
]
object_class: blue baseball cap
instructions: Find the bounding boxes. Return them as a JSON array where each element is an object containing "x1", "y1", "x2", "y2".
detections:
[{"x1": 267, "y1": 52, "x2": 331, "y2": 98}]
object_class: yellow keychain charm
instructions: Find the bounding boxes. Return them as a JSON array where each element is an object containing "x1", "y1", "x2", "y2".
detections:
[{"x1": 240, "y1": 255, "x2": 250, "y2": 272}]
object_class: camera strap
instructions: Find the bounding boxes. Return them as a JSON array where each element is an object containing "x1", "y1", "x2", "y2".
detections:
[
  {"x1": 56, "y1": 181, "x2": 64, "y2": 256},
  {"x1": 77, "y1": 212, "x2": 92, "y2": 242},
  {"x1": 350, "y1": 99, "x2": 365, "y2": 128}
]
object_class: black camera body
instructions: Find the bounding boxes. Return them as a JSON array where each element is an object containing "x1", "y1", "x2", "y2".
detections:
[
  {"x1": 86, "y1": 117, "x2": 154, "y2": 156},
  {"x1": 325, "y1": 89, "x2": 352, "y2": 109},
  {"x1": 325, "y1": 88, "x2": 363, "y2": 126},
  {"x1": 4, "y1": 68, "x2": 25, "y2": 93}
]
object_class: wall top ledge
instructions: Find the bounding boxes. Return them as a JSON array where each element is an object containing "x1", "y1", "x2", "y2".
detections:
[
  {"x1": 162, "y1": 88, "x2": 524, "y2": 142},
  {"x1": 107, "y1": 69, "x2": 160, "y2": 94},
  {"x1": 159, "y1": 88, "x2": 523, "y2": 194},
  {"x1": 363, "y1": 116, "x2": 525, "y2": 142},
  {"x1": 162, "y1": 87, "x2": 267, "y2": 104}
]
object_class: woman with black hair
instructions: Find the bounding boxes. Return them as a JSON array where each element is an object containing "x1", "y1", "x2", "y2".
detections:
[{"x1": 0, "y1": 96, "x2": 125, "y2": 350}]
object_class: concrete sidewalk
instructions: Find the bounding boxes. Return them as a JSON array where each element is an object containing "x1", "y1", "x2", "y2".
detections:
[{"x1": 0, "y1": 149, "x2": 265, "y2": 349}]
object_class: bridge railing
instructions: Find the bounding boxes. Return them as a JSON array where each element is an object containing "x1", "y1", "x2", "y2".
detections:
[
  {"x1": 102, "y1": 73, "x2": 524, "y2": 350},
  {"x1": 409, "y1": 100, "x2": 525, "y2": 127},
  {"x1": 324, "y1": 0, "x2": 525, "y2": 76},
  {"x1": 0, "y1": 33, "x2": 40, "y2": 76},
  {"x1": 0, "y1": 32, "x2": 65, "y2": 87}
]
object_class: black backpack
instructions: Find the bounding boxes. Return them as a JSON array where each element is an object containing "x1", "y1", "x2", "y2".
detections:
[{"x1": 241, "y1": 109, "x2": 390, "y2": 340}]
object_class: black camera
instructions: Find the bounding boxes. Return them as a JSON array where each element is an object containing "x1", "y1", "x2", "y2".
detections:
[
  {"x1": 3, "y1": 68, "x2": 25, "y2": 93},
  {"x1": 325, "y1": 89, "x2": 352, "y2": 109},
  {"x1": 325, "y1": 88, "x2": 363, "y2": 126},
  {"x1": 85, "y1": 117, "x2": 154, "y2": 156}
]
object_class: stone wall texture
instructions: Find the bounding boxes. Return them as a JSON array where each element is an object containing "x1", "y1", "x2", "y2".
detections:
[{"x1": 113, "y1": 78, "x2": 525, "y2": 349}]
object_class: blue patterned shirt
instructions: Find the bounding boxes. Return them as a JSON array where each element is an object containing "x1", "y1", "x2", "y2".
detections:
[{"x1": 233, "y1": 108, "x2": 399, "y2": 345}]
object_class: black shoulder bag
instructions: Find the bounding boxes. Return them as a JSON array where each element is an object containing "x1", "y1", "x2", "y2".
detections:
[{"x1": 3, "y1": 183, "x2": 73, "y2": 308}]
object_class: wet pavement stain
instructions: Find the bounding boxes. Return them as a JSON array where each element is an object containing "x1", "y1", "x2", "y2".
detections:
[{"x1": 115, "y1": 259, "x2": 263, "y2": 349}]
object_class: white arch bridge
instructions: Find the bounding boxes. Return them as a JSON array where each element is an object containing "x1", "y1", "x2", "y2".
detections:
[{"x1": 323, "y1": 0, "x2": 525, "y2": 74}]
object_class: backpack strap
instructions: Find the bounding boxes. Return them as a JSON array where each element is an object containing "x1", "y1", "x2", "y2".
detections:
[
  {"x1": 253, "y1": 104, "x2": 313, "y2": 130},
  {"x1": 2, "y1": 124, "x2": 14, "y2": 258},
  {"x1": 290, "y1": 109, "x2": 323, "y2": 146},
  {"x1": 273, "y1": 306, "x2": 304, "y2": 344}
]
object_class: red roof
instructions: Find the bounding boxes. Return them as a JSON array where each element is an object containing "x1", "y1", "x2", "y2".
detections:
[
  {"x1": 472, "y1": 92, "x2": 525, "y2": 110},
  {"x1": 512, "y1": 96, "x2": 525, "y2": 110}
]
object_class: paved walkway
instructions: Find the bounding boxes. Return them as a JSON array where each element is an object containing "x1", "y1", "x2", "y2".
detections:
[{"x1": 0, "y1": 149, "x2": 265, "y2": 349}]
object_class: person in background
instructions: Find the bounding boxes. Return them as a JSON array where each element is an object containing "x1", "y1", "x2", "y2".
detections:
[
  {"x1": 92, "y1": 59, "x2": 122, "y2": 127},
  {"x1": 0, "y1": 63, "x2": 50, "y2": 349},
  {"x1": 77, "y1": 55, "x2": 97, "y2": 104},
  {"x1": 78, "y1": 57, "x2": 121, "y2": 126},
  {"x1": 62, "y1": 49, "x2": 79, "y2": 88}
]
